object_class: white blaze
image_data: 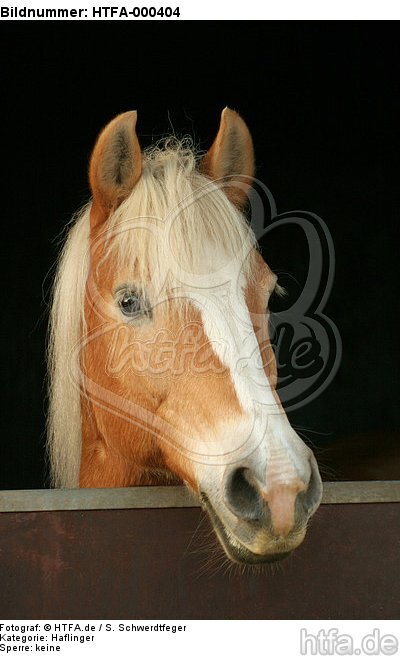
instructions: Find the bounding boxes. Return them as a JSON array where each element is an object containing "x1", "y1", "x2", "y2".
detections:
[{"x1": 186, "y1": 263, "x2": 312, "y2": 488}]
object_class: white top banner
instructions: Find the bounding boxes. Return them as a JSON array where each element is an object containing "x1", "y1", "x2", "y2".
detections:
[{"x1": 0, "y1": 0, "x2": 399, "y2": 20}]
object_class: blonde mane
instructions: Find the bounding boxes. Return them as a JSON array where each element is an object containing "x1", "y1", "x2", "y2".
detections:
[{"x1": 47, "y1": 139, "x2": 258, "y2": 488}]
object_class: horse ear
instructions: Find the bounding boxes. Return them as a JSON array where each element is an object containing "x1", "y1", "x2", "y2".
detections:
[
  {"x1": 89, "y1": 111, "x2": 142, "y2": 228},
  {"x1": 200, "y1": 107, "x2": 255, "y2": 208}
]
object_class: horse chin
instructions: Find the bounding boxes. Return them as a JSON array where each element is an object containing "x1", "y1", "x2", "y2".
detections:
[{"x1": 200, "y1": 492, "x2": 293, "y2": 566}]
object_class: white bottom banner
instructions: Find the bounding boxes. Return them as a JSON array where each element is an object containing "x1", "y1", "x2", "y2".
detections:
[{"x1": 0, "y1": 621, "x2": 399, "y2": 656}]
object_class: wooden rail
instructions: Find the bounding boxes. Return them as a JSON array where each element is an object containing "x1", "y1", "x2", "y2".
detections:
[{"x1": 1, "y1": 480, "x2": 399, "y2": 512}]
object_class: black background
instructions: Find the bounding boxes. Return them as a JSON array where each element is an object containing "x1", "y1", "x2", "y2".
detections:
[{"x1": 1, "y1": 21, "x2": 399, "y2": 489}]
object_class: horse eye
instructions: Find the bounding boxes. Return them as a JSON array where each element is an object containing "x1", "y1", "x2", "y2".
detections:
[
  {"x1": 117, "y1": 288, "x2": 151, "y2": 320},
  {"x1": 120, "y1": 293, "x2": 140, "y2": 316}
]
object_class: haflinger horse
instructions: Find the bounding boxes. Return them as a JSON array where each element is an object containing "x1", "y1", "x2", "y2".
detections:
[{"x1": 48, "y1": 108, "x2": 323, "y2": 565}]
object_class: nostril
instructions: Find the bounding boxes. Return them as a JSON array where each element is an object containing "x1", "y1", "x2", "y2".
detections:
[{"x1": 225, "y1": 467, "x2": 264, "y2": 522}]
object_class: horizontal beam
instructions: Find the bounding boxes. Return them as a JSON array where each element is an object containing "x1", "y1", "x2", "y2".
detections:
[{"x1": 0, "y1": 481, "x2": 399, "y2": 513}]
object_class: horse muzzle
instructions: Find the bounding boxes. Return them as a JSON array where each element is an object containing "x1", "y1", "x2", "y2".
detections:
[{"x1": 200, "y1": 454, "x2": 322, "y2": 565}]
